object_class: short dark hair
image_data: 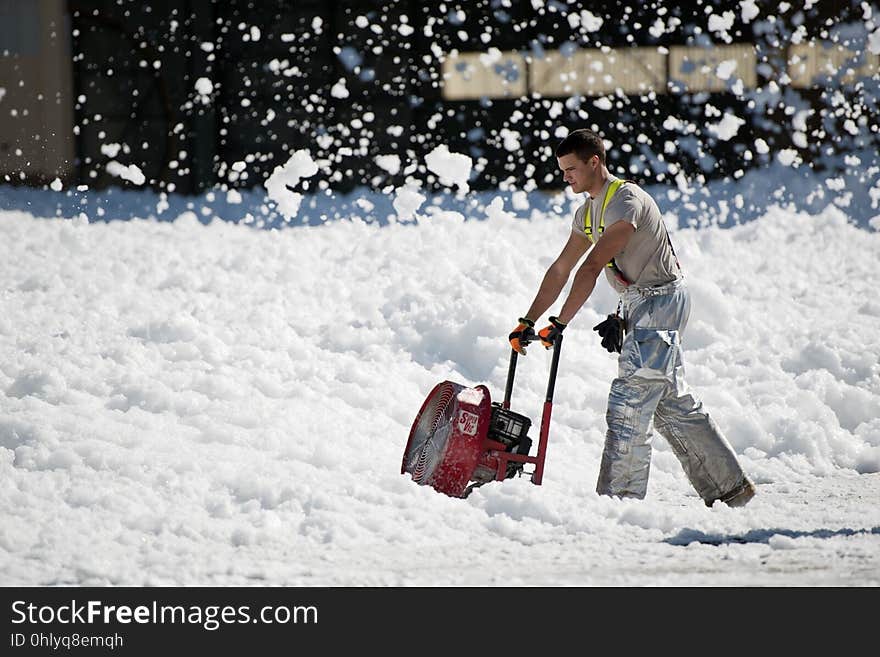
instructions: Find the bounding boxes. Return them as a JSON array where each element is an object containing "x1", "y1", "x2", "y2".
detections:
[{"x1": 555, "y1": 129, "x2": 605, "y2": 164}]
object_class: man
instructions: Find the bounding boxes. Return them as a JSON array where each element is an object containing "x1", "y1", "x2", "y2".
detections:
[{"x1": 509, "y1": 129, "x2": 755, "y2": 507}]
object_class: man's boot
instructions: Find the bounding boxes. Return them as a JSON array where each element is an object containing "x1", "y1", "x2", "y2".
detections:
[{"x1": 706, "y1": 477, "x2": 756, "y2": 508}]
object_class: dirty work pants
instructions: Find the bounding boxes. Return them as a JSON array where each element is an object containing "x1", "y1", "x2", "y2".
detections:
[{"x1": 596, "y1": 278, "x2": 746, "y2": 502}]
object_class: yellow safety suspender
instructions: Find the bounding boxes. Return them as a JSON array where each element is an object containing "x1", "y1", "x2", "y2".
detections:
[
  {"x1": 583, "y1": 178, "x2": 626, "y2": 240},
  {"x1": 584, "y1": 178, "x2": 627, "y2": 269}
]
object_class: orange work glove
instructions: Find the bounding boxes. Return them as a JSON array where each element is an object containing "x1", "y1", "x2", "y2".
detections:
[
  {"x1": 538, "y1": 316, "x2": 567, "y2": 348},
  {"x1": 508, "y1": 317, "x2": 536, "y2": 354}
]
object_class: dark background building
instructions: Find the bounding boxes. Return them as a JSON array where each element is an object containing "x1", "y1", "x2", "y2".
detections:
[{"x1": 1, "y1": 0, "x2": 878, "y2": 197}]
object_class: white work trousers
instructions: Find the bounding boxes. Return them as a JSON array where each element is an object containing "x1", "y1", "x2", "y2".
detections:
[{"x1": 596, "y1": 278, "x2": 746, "y2": 502}]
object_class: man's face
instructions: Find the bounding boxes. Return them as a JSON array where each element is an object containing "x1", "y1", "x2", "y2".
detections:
[{"x1": 557, "y1": 152, "x2": 599, "y2": 195}]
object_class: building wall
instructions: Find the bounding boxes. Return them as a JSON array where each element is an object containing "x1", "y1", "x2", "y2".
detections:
[
  {"x1": 0, "y1": 0, "x2": 75, "y2": 183},
  {"x1": 2, "y1": 1, "x2": 877, "y2": 194}
]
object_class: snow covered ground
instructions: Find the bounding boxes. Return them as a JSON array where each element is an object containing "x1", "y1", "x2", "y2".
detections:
[{"x1": 1, "y1": 171, "x2": 879, "y2": 587}]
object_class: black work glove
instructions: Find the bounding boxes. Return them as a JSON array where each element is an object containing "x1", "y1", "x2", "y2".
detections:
[
  {"x1": 593, "y1": 314, "x2": 625, "y2": 353},
  {"x1": 538, "y1": 316, "x2": 567, "y2": 349},
  {"x1": 509, "y1": 317, "x2": 536, "y2": 355}
]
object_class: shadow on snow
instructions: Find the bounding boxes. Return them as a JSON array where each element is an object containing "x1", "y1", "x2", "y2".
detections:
[{"x1": 666, "y1": 526, "x2": 880, "y2": 547}]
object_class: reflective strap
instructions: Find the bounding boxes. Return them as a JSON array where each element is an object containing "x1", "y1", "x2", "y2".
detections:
[
  {"x1": 599, "y1": 178, "x2": 626, "y2": 233},
  {"x1": 584, "y1": 179, "x2": 626, "y2": 239},
  {"x1": 583, "y1": 179, "x2": 627, "y2": 268}
]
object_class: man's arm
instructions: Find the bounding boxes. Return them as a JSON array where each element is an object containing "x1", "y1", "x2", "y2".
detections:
[
  {"x1": 523, "y1": 231, "x2": 591, "y2": 321},
  {"x1": 556, "y1": 220, "x2": 635, "y2": 324}
]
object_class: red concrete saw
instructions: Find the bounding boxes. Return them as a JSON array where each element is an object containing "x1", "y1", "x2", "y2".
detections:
[{"x1": 401, "y1": 332, "x2": 563, "y2": 498}]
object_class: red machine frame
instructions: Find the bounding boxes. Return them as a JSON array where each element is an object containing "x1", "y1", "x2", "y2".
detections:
[{"x1": 401, "y1": 333, "x2": 563, "y2": 498}]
